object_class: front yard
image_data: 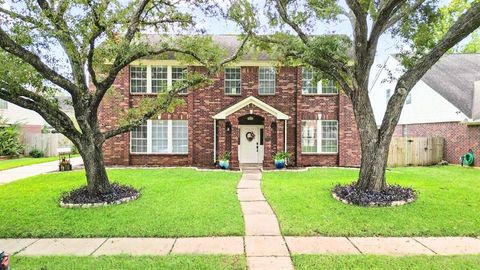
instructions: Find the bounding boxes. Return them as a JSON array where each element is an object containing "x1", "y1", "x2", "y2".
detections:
[
  {"x1": 262, "y1": 166, "x2": 480, "y2": 236},
  {"x1": 293, "y1": 255, "x2": 480, "y2": 270},
  {"x1": 12, "y1": 255, "x2": 246, "y2": 270},
  {"x1": 0, "y1": 168, "x2": 243, "y2": 237}
]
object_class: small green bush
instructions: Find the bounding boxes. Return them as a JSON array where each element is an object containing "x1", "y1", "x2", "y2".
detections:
[
  {"x1": 29, "y1": 148, "x2": 44, "y2": 158},
  {"x1": 0, "y1": 119, "x2": 25, "y2": 157},
  {"x1": 218, "y1": 152, "x2": 231, "y2": 161},
  {"x1": 273, "y1": 151, "x2": 291, "y2": 161}
]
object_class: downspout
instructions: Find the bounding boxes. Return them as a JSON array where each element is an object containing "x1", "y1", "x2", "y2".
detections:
[
  {"x1": 294, "y1": 67, "x2": 299, "y2": 166},
  {"x1": 284, "y1": 119, "x2": 287, "y2": 152},
  {"x1": 213, "y1": 119, "x2": 217, "y2": 164}
]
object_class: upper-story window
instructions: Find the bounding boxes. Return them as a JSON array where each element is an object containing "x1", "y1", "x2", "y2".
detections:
[
  {"x1": 172, "y1": 67, "x2": 188, "y2": 94},
  {"x1": 130, "y1": 66, "x2": 148, "y2": 93},
  {"x1": 0, "y1": 99, "x2": 7, "y2": 110},
  {"x1": 258, "y1": 67, "x2": 275, "y2": 95},
  {"x1": 301, "y1": 68, "x2": 338, "y2": 95},
  {"x1": 224, "y1": 67, "x2": 241, "y2": 95},
  {"x1": 130, "y1": 65, "x2": 188, "y2": 94},
  {"x1": 151, "y1": 66, "x2": 168, "y2": 93}
]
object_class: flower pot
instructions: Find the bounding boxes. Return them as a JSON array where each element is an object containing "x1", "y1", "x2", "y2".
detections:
[
  {"x1": 219, "y1": 160, "x2": 230, "y2": 170},
  {"x1": 274, "y1": 159, "x2": 286, "y2": 169}
]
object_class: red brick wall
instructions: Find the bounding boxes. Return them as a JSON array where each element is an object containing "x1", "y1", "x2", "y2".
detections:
[
  {"x1": 338, "y1": 95, "x2": 362, "y2": 167},
  {"x1": 394, "y1": 122, "x2": 480, "y2": 166},
  {"x1": 99, "y1": 65, "x2": 362, "y2": 168}
]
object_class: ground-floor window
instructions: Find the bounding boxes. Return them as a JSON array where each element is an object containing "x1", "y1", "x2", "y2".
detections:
[
  {"x1": 131, "y1": 120, "x2": 188, "y2": 154},
  {"x1": 301, "y1": 120, "x2": 338, "y2": 153}
]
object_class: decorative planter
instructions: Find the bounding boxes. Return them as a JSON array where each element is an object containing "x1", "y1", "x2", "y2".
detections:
[
  {"x1": 219, "y1": 160, "x2": 230, "y2": 170},
  {"x1": 59, "y1": 163, "x2": 72, "y2": 171},
  {"x1": 274, "y1": 159, "x2": 286, "y2": 169}
]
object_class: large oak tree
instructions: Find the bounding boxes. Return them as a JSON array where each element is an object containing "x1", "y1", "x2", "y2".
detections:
[
  {"x1": 0, "y1": 0, "x2": 248, "y2": 195},
  {"x1": 232, "y1": 0, "x2": 480, "y2": 191}
]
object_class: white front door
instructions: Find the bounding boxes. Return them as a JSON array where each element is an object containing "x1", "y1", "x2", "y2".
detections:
[{"x1": 239, "y1": 125, "x2": 264, "y2": 163}]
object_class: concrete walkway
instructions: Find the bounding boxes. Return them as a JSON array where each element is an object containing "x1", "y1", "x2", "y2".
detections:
[
  {"x1": 0, "y1": 157, "x2": 83, "y2": 185},
  {"x1": 238, "y1": 166, "x2": 294, "y2": 270}
]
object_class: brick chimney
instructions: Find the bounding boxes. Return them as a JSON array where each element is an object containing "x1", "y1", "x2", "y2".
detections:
[{"x1": 473, "y1": 81, "x2": 480, "y2": 120}]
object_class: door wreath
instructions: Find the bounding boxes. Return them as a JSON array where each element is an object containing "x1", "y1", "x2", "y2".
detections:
[{"x1": 245, "y1": 131, "x2": 255, "y2": 142}]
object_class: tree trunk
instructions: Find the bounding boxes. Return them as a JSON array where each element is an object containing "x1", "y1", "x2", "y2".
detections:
[
  {"x1": 349, "y1": 85, "x2": 395, "y2": 192},
  {"x1": 78, "y1": 139, "x2": 111, "y2": 195},
  {"x1": 356, "y1": 138, "x2": 390, "y2": 191}
]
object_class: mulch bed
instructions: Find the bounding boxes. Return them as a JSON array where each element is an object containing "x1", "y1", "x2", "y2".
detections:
[
  {"x1": 332, "y1": 183, "x2": 416, "y2": 207},
  {"x1": 60, "y1": 183, "x2": 139, "y2": 205}
]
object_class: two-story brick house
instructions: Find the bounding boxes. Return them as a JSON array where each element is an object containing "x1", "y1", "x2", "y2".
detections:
[{"x1": 99, "y1": 35, "x2": 361, "y2": 169}]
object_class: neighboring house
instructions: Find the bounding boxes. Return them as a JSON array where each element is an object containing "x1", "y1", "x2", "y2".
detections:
[
  {"x1": 370, "y1": 54, "x2": 480, "y2": 166},
  {"x1": 99, "y1": 35, "x2": 362, "y2": 169},
  {"x1": 0, "y1": 98, "x2": 48, "y2": 134},
  {"x1": 0, "y1": 96, "x2": 74, "y2": 135}
]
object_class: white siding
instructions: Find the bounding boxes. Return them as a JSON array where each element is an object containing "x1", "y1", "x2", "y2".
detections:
[
  {"x1": 0, "y1": 101, "x2": 47, "y2": 126},
  {"x1": 369, "y1": 56, "x2": 468, "y2": 126}
]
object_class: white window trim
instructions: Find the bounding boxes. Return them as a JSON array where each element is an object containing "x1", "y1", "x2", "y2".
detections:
[
  {"x1": 301, "y1": 120, "x2": 338, "y2": 154},
  {"x1": 130, "y1": 120, "x2": 188, "y2": 154},
  {"x1": 224, "y1": 67, "x2": 242, "y2": 95},
  {"x1": 258, "y1": 66, "x2": 276, "y2": 95},
  {"x1": 130, "y1": 65, "x2": 187, "y2": 94}
]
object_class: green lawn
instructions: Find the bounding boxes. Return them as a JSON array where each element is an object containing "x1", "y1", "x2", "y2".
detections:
[
  {"x1": 11, "y1": 255, "x2": 246, "y2": 270},
  {"x1": 0, "y1": 168, "x2": 243, "y2": 237},
  {"x1": 262, "y1": 166, "x2": 480, "y2": 236},
  {"x1": 0, "y1": 156, "x2": 60, "y2": 171},
  {"x1": 293, "y1": 255, "x2": 480, "y2": 270}
]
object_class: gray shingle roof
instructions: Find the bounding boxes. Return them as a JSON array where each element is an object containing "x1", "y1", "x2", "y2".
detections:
[
  {"x1": 144, "y1": 34, "x2": 272, "y2": 60},
  {"x1": 421, "y1": 54, "x2": 480, "y2": 118}
]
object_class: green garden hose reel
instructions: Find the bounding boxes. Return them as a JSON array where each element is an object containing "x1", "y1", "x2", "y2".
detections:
[{"x1": 460, "y1": 150, "x2": 475, "y2": 166}]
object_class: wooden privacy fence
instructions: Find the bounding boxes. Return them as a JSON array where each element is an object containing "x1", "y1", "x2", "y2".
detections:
[
  {"x1": 388, "y1": 137, "x2": 444, "y2": 167},
  {"x1": 22, "y1": 133, "x2": 73, "y2": 157}
]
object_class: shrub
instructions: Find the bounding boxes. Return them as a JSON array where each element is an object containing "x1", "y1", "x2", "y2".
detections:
[
  {"x1": 29, "y1": 148, "x2": 44, "y2": 158},
  {"x1": 218, "y1": 152, "x2": 231, "y2": 161},
  {"x1": 0, "y1": 121, "x2": 24, "y2": 157},
  {"x1": 273, "y1": 151, "x2": 291, "y2": 161}
]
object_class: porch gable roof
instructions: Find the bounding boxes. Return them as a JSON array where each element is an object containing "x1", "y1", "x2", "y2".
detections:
[{"x1": 212, "y1": 96, "x2": 289, "y2": 120}]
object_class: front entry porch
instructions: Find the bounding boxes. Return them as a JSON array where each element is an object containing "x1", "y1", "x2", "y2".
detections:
[{"x1": 213, "y1": 96, "x2": 290, "y2": 169}]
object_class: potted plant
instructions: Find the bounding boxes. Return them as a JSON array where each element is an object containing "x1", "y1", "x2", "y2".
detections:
[
  {"x1": 273, "y1": 151, "x2": 291, "y2": 169},
  {"x1": 218, "y1": 152, "x2": 231, "y2": 170}
]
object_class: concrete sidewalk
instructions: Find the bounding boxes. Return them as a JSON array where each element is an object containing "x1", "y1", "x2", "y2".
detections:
[
  {"x1": 0, "y1": 157, "x2": 83, "y2": 185},
  {"x1": 2, "y1": 236, "x2": 480, "y2": 257}
]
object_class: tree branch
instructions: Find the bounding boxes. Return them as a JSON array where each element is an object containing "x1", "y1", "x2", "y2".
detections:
[
  {"x1": 345, "y1": 0, "x2": 369, "y2": 88},
  {"x1": 94, "y1": 0, "x2": 151, "y2": 94},
  {"x1": 0, "y1": 28, "x2": 81, "y2": 96},
  {"x1": 368, "y1": 0, "x2": 405, "y2": 53},
  {"x1": 36, "y1": 0, "x2": 86, "y2": 90},
  {"x1": 379, "y1": 1, "x2": 480, "y2": 139},
  {"x1": 383, "y1": 0, "x2": 427, "y2": 30},
  {"x1": 0, "y1": 83, "x2": 80, "y2": 140},
  {"x1": 219, "y1": 34, "x2": 250, "y2": 67},
  {"x1": 85, "y1": 0, "x2": 107, "y2": 88},
  {"x1": 102, "y1": 34, "x2": 251, "y2": 140},
  {"x1": 102, "y1": 76, "x2": 206, "y2": 140},
  {"x1": 274, "y1": 0, "x2": 310, "y2": 45}
]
